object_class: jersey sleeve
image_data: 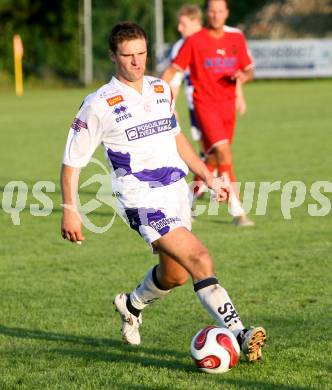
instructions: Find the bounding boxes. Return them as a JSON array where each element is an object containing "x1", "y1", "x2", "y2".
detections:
[
  {"x1": 169, "y1": 71, "x2": 184, "y2": 88},
  {"x1": 63, "y1": 103, "x2": 103, "y2": 168},
  {"x1": 238, "y1": 33, "x2": 254, "y2": 71},
  {"x1": 172, "y1": 37, "x2": 192, "y2": 72}
]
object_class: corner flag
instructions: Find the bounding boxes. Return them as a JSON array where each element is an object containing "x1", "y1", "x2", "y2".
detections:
[{"x1": 13, "y1": 34, "x2": 24, "y2": 96}]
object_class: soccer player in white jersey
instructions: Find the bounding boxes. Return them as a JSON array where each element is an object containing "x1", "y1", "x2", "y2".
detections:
[{"x1": 60, "y1": 22, "x2": 266, "y2": 362}]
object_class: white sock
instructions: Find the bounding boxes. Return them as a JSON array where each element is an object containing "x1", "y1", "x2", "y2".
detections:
[
  {"x1": 222, "y1": 172, "x2": 245, "y2": 217},
  {"x1": 229, "y1": 190, "x2": 245, "y2": 217},
  {"x1": 194, "y1": 277, "x2": 245, "y2": 337},
  {"x1": 130, "y1": 265, "x2": 171, "y2": 311}
]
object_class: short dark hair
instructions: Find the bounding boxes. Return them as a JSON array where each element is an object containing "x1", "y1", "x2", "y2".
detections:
[
  {"x1": 108, "y1": 22, "x2": 148, "y2": 53},
  {"x1": 204, "y1": 0, "x2": 229, "y2": 10}
]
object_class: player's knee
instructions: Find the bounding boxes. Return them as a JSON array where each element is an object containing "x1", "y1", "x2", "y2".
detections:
[
  {"x1": 190, "y1": 248, "x2": 213, "y2": 272},
  {"x1": 215, "y1": 144, "x2": 232, "y2": 165},
  {"x1": 160, "y1": 272, "x2": 189, "y2": 288},
  {"x1": 173, "y1": 273, "x2": 189, "y2": 286}
]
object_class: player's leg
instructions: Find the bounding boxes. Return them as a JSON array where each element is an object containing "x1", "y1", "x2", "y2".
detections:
[
  {"x1": 128, "y1": 251, "x2": 189, "y2": 312},
  {"x1": 114, "y1": 184, "x2": 191, "y2": 345},
  {"x1": 153, "y1": 227, "x2": 266, "y2": 361},
  {"x1": 189, "y1": 108, "x2": 211, "y2": 199},
  {"x1": 191, "y1": 104, "x2": 219, "y2": 199},
  {"x1": 157, "y1": 251, "x2": 189, "y2": 289},
  {"x1": 154, "y1": 227, "x2": 244, "y2": 329},
  {"x1": 116, "y1": 227, "x2": 247, "y2": 344},
  {"x1": 113, "y1": 258, "x2": 175, "y2": 346},
  {"x1": 212, "y1": 140, "x2": 254, "y2": 226},
  {"x1": 213, "y1": 142, "x2": 247, "y2": 219},
  {"x1": 113, "y1": 251, "x2": 189, "y2": 345}
]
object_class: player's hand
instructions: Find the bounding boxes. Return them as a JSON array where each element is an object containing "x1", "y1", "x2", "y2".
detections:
[
  {"x1": 231, "y1": 70, "x2": 249, "y2": 84},
  {"x1": 206, "y1": 176, "x2": 229, "y2": 203},
  {"x1": 61, "y1": 206, "x2": 85, "y2": 244}
]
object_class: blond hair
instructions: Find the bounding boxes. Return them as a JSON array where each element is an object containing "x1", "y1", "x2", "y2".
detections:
[{"x1": 177, "y1": 4, "x2": 203, "y2": 21}]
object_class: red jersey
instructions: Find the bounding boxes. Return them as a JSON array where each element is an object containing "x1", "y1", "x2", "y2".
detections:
[{"x1": 172, "y1": 26, "x2": 253, "y2": 103}]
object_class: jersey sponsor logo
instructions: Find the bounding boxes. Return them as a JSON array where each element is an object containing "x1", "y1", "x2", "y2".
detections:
[
  {"x1": 125, "y1": 117, "x2": 176, "y2": 141},
  {"x1": 149, "y1": 79, "x2": 162, "y2": 85},
  {"x1": 71, "y1": 117, "x2": 87, "y2": 132},
  {"x1": 154, "y1": 85, "x2": 164, "y2": 93},
  {"x1": 204, "y1": 57, "x2": 237, "y2": 73},
  {"x1": 107, "y1": 95, "x2": 124, "y2": 106},
  {"x1": 113, "y1": 105, "x2": 128, "y2": 115},
  {"x1": 113, "y1": 105, "x2": 133, "y2": 123},
  {"x1": 216, "y1": 48, "x2": 226, "y2": 56},
  {"x1": 150, "y1": 216, "x2": 181, "y2": 232},
  {"x1": 157, "y1": 98, "x2": 170, "y2": 104}
]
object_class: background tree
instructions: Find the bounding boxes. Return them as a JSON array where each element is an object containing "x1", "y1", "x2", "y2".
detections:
[{"x1": 0, "y1": 0, "x2": 269, "y2": 83}]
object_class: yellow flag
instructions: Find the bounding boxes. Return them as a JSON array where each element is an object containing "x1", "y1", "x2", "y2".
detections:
[{"x1": 13, "y1": 34, "x2": 24, "y2": 96}]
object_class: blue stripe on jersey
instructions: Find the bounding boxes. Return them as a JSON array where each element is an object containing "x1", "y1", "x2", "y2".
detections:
[
  {"x1": 107, "y1": 148, "x2": 131, "y2": 175},
  {"x1": 133, "y1": 167, "x2": 186, "y2": 188},
  {"x1": 107, "y1": 147, "x2": 186, "y2": 188}
]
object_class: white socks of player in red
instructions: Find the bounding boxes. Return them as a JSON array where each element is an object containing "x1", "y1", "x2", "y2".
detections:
[
  {"x1": 220, "y1": 170, "x2": 245, "y2": 217},
  {"x1": 129, "y1": 265, "x2": 171, "y2": 311},
  {"x1": 194, "y1": 277, "x2": 245, "y2": 337}
]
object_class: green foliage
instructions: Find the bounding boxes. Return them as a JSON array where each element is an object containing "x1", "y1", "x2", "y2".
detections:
[
  {"x1": 92, "y1": 0, "x2": 155, "y2": 80},
  {"x1": 0, "y1": 0, "x2": 79, "y2": 80},
  {"x1": 227, "y1": 0, "x2": 269, "y2": 26},
  {"x1": 0, "y1": 0, "x2": 270, "y2": 82}
]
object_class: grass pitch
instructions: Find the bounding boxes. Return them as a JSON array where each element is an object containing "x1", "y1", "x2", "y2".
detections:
[{"x1": 0, "y1": 80, "x2": 331, "y2": 389}]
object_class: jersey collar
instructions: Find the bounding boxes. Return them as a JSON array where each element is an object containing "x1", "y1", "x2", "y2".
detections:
[{"x1": 110, "y1": 76, "x2": 148, "y2": 97}]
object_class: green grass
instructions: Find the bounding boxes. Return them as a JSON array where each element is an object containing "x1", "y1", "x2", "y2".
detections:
[{"x1": 0, "y1": 80, "x2": 332, "y2": 389}]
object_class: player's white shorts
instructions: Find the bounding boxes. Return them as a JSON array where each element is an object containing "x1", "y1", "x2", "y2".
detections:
[{"x1": 117, "y1": 178, "x2": 192, "y2": 252}]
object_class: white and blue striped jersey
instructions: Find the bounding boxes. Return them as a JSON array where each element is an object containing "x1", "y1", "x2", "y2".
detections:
[{"x1": 63, "y1": 76, "x2": 188, "y2": 196}]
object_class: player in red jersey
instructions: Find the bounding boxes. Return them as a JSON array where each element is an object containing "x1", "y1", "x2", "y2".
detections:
[{"x1": 162, "y1": 0, "x2": 254, "y2": 226}]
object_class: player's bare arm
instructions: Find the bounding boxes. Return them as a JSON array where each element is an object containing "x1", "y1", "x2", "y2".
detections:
[
  {"x1": 60, "y1": 164, "x2": 85, "y2": 243},
  {"x1": 234, "y1": 68, "x2": 253, "y2": 115},
  {"x1": 161, "y1": 64, "x2": 182, "y2": 84},
  {"x1": 236, "y1": 80, "x2": 247, "y2": 116},
  {"x1": 175, "y1": 132, "x2": 228, "y2": 201}
]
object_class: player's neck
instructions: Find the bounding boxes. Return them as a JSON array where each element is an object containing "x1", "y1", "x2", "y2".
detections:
[
  {"x1": 191, "y1": 26, "x2": 202, "y2": 35},
  {"x1": 208, "y1": 26, "x2": 225, "y2": 39},
  {"x1": 116, "y1": 75, "x2": 144, "y2": 94}
]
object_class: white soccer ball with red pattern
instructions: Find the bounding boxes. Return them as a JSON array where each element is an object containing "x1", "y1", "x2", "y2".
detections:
[{"x1": 190, "y1": 326, "x2": 240, "y2": 374}]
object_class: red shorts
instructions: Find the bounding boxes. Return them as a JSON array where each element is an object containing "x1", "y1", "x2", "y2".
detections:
[{"x1": 194, "y1": 99, "x2": 236, "y2": 153}]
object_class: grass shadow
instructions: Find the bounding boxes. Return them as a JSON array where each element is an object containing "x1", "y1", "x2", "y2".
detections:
[
  {"x1": 0, "y1": 324, "x2": 192, "y2": 372},
  {"x1": 0, "y1": 324, "x2": 316, "y2": 389}
]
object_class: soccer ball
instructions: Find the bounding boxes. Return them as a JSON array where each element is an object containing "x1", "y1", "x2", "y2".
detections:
[{"x1": 190, "y1": 326, "x2": 240, "y2": 374}]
